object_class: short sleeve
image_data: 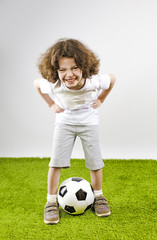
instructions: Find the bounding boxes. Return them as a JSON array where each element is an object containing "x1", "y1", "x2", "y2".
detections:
[
  {"x1": 98, "y1": 74, "x2": 111, "y2": 90},
  {"x1": 39, "y1": 79, "x2": 52, "y2": 94}
]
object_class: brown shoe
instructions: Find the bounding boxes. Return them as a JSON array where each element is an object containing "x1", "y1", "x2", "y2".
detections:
[
  {"x1": 44, "y1": 202, "x2": 59, "y2": 224},
  {"x1": 93, "y1": 195, "x2": 111, "y2": 217}
]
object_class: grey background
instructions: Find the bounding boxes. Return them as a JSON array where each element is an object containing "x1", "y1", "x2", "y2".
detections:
[{"x1": 0, "y1": 0, "x2": 157, "y2": 159}]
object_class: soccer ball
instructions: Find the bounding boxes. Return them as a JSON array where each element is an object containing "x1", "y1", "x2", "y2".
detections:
[{"x1": 57, "y1": 177, "x2": 94, "y2": 215}]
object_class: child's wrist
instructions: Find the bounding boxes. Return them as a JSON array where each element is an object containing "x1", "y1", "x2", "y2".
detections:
[
  {"x1": 98, "y1": 98, "x2": 103, "y2": 104},
  {"x1": 49, "y1": 102, "x2": 54, "y2": 107}
]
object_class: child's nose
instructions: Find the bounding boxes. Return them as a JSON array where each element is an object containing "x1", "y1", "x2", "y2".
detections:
[{"x1": 66, "y1": 70, "x2": 73, "y2": 77}]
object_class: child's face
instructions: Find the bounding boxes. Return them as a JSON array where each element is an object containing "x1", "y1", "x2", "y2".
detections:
[{"x1": 57, "y1": 57, "x2": 85, "y2": 90}]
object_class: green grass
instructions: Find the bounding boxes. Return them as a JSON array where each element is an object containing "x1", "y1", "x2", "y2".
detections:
[{"x1": 0, "y1": 158, "x2": 157, "y2": 240}]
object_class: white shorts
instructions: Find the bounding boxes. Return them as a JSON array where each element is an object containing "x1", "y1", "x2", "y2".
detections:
[{"x1": 49, "y1": 124, "x2": 104, "y2": 170}]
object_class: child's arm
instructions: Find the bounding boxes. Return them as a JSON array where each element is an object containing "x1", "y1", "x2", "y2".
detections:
[
  {"x1": 33, "y1": 79, "x2": 64, "y2": 113},
  {"x1": 92, "y1": 74, "x2": 116, "y2": 109}
]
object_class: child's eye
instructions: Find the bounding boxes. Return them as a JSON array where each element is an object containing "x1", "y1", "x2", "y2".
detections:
[
  {"x1": 73, "y1": 66, "x2": 78, "y2": 70},
  {"x1": 59, "y1": 69, "x2": 65, "y2": 72}
]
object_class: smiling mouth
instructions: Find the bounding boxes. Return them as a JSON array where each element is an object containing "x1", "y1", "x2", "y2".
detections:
[{"x1": 65, "y1": 78, "x2": 77, "y2": 83}]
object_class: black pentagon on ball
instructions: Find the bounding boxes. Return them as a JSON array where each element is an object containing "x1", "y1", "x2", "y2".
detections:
[
  {"x1": 59, "y1": 185, "x2": 67, "y2": 197},
  {"x1": 75, "y1": 189, "x2": 87, "y2": 200},
  {"x1": 71, "y1": 177, "x2": 83, "y2": 182},
  {"x1": 65, "y1": 205, "x2": 76, "y2": 213}
]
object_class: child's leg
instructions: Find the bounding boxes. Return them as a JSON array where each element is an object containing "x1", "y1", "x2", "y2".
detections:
[
  {"x1": 48, "y1": 167, "x2": 61, "y2": 195},
  {"x1": 90, "y1": 168, "x2": 102, "y2": 191},
  {"x1": 44, "y1": 167, "x2": 61, "y2": 224},
  {"x1": 90, "y1": 168, "x2": 111, "y2": 217}
]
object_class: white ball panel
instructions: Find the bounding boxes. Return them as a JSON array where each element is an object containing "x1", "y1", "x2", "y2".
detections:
[{"x1": 57, "y1": 177, "x2": 94, "y2": 215}]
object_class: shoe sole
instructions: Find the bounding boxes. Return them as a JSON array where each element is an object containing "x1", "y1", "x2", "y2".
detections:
[
  {"x1": 44, "y1": 219, "x2": 59, "y2": 224},
  {"x1": 96, "y1": 210, "x2": 111, "y2": 217}
]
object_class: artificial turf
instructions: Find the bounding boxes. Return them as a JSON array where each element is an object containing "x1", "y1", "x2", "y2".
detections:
[{"x1": 0, "y1": 158, "x2": 156, "y2": 240}]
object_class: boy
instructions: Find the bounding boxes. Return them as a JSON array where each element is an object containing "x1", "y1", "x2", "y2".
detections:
[{"x1": 34, "y1": 38, "x2": 116, "y2": 224}]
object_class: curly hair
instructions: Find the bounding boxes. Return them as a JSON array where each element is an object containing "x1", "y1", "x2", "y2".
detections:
[{"x1": 38, "y1": 38, "x2": 100, "y2": 83}]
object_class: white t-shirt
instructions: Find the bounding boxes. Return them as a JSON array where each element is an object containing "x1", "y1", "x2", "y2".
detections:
[{"x1": 40, "y1": 74, "x2": 111, "y2": 125}]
